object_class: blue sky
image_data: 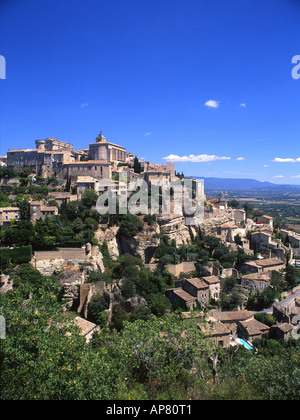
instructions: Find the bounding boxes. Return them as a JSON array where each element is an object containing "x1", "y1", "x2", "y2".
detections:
[{"x1": 0, "y1": 0, "x2": 300, "y2": 184}]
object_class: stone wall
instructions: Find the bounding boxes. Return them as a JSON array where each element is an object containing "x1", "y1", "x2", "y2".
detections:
[
  {"x1": 32, "y1": 244, "x2": 104, "y2": 275},
  {"x1": 165, "y1": 261, "x2": 197, "y2": 277}
]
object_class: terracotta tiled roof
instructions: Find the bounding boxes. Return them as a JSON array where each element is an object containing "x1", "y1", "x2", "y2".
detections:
[
  {"x1": 255, "y1": 258, "x2": 284, "y2": 267},
  {"x1": 212, "y1": 310, "x2": 254, "y2": 322},
  {"x1": 173, "y1": 289, "x2": 197, "y2": 302},
  {"x1": 274, "y1": 323, "x2": 294, "y2": 333},
  {"x1": 239, "y1": 319, "x2": 270, "y2": 335},
  {"x1": 186, "y1": 278, "x2": 209, "y2": 289},
  {"x1": 202, "y1": 275, "x2": 220, "y2": 284}
]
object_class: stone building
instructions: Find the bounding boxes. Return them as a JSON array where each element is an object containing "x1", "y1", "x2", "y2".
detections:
[
  {"x1": 88, "y1": 132, "x2": 126, "y2": 163},
  {"x1": 76, "y1": 176, "x2": 100, "y2": 193},
  {"x1": 143, "y1": 170, "x2": 172, "y2": 187},
  {"x1": 62, "y1": 160, "x2": 111, "y2": 181},
  {"x1": 0, "y1": 207, "x2": 20, "y2": 225},
  {"x1": 242, "y1": 258, "x2": 285, "y2": 274},
  {"x1": 237, "y1": 318, "x2": 270, "y2": 344},
  {"x1": 232, "y1": 209, "x2": 246, "y2": 226},
  {"x1": 199, "y1": 319, "x2": 231, "y2": 348},
  {"x1": 257, "y1": 215, "x2": 274, "y2": 231},
  {"x1": 35, "y1": 137, "x2": 73, "y2": 152},
  {"x1": 280, "y1": 229, "x2": 300, "y2": 248},
  {"x1": 202, "y1": 275, "x2": 221, "y2": 300},
  {"x1": 218, "y1": 222, "x2": 239, "y2": 243},
  {"x1": 241, "y1": 272, "x2": 271, "y2": 293},
  {"x1": 210, "y1": 310, "x2": 254, "y2": 335},
  {"x1": 270, "y1": 323, "x2": 295, "y2": 341},
  {"x1": 29, "y1": 201, "x2": 59, "y2": 224},
  {"x1": 6, "y1": 132, "x2": 125, "y2": 181},
  {"x1": 166, "y1": 277, "x2": 210, "y2": 310}
]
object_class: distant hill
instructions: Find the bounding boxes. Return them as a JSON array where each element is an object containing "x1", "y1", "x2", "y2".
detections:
[{"x1": 191, "y1": 177, "x2": 300, "y2": 191}]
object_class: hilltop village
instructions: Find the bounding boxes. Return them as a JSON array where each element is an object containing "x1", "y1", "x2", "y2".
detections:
[{"x1": 1, "y1": 132, "x2": 300, "y2": 400}]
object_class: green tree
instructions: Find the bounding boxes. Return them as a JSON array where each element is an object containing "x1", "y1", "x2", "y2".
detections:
[
  {"x1": 118, "y1": 214, "x2": 143, "y2": 238},
  {"x1": 133, "y1": 156, "x2": 142, "y2": 174}
]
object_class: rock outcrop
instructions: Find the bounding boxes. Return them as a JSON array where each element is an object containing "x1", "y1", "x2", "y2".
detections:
[
  {"x1": 119, "y1": 223, "x2": 161, "y2": 263},
  {"x1": 157, "y1": 215, "x2": 192, "y2": 245},
  {"x1": 95, "y1": 226, "x2": 122, "y2": 260}
]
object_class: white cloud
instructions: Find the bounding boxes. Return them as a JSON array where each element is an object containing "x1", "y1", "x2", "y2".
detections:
[
  {"x1": 273, "y1": 157, "x2": 300, "y2": 163},
  {"x1": 205, "y1": 100, "x2": 219, "y2": 109},
  {"x1": 273, "y1": 175, "x2": 284, "y2": 178},
  {"x1": 291, "y1": 175, "x2": 300, "y2": 179},
  {"x1": 264, "y1": 165, "x2": 269, "y2": 167},
  {"x1": 80, "y1": 103, "x2": 89, "y2": 108},
  {"x1": 240, "y1": 103, "x2": 247, "y2": 107},
  {"x1": 236, "y1": 157, "x2": 245, "y2": 161},
  {"x1": 143, "y1": 132, "x2": 152, "y2": 137},
  {"x1": 163, "y1": 154, "x2": 231, "y2": 163}
]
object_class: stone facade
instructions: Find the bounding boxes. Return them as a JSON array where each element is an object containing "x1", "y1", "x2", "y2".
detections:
[
  {"x1": 89, "y1": 132, "x2": 126, "y2": 162},
  {"x1": 0, "y1": 207, "x2": 20, "y2": 225},
  {"x1": 29, "y1": 201, "x2": 58, "y2": 224},
  {"x1": 241, "y1": 272, "x2": 271, "y2": 293},
  {"x1": 32, "y1": 244, "x2": 105, "y2": 276}
]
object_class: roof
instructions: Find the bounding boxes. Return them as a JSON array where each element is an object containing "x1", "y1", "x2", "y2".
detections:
[
  {"x1": 239, "y1": 318, "x2": 270, "y2": 335},
  {"x1": 186, "y1": 278, "x2": 209, "y2": 289},
  {"x1": 200, "y1": 320, "x2": 231, "y2": 337},
  {"x1": 259, "y1": 215, "x2": 273, "y2": 220},
  {"x1": 29, "y1": 201, "x2": 43, "y2": 206},
  {"x1": 73, "y1": 317, "x2": 97, "y2": 336},
  {"x1": 242, "y1": 273, "x2": 271, "y2": 281},
  {"x1": 76, "y1": 176, "x2": 98, "y2": 183},
  {"x1": 40, "y1": 206, "x2": 58, "y2": 212},
  {"x1": 64, "y1": 160, "x2": 110, "y2": 165},
  {"x1": 252, "y1": 231, "x2": 272, "y2": 237},
  {"x1": 220, "y1": 223, "x2": 238, "y2": 229},
  {"x1": 172, "y1": 289, "x2": 197, "y2": 302},
  {"x1": 8, "y1": 148, "x2": 38, "y2": 152},
  {"x1": 212, "y1": 310, "x2": 254, "y2": 322},
  {"x1": 273, "y1": 323, "x2": 294, "y2": 333},
  {"x1": 0, "y1": 207, "x2": 20, "y2": 211},
  {"x1": 202, "y1": 275, "x2": 220, "y2": 285},
  {"x1": 255, "y1": 258, "x2": 285, "y2": 267},
  {"x1": 91, "y1": 139, "x2": 126, "y2": 150}
]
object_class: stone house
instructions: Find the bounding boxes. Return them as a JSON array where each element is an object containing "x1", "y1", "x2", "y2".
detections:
[
  {"x1": 280, "y1": 229, "x2": 300, "y2": 248},
  {"x1": 76, "y1": 176, "x2": 100, "y2": 193},
  {"x1": 166, "y1": 288, "x2": 198, "y2": 311},
  {"x1": 242, "y1": 258, "x2": 285, "y2": 274},
  {"x1": 210, "y1": 310, "x2": 255, "y2": 335},
  {"x1": 199, "y1": 319, "x2": 231, "y2": 348},
  {"x1": 241, "y1": 272, "x2": 271, "y2": 293},
  {"x1": 257, "y1": 215, "x2": 274, "y2": 231},
  {"x1": 251, "y1": 231, "x2": 272, "y2": 251},
  {"x1": 0, "y1": 207, "x2": 20, "y2": 225},
  {"x1": 232, "y1": 209, "x2": 246, "y2": 226},
  {"x1": 218, "y1": 223, "x2": 239, "y2": 243},
  {"x1": 202, "y1": 275, "x2": 221, "y2": 300},
  {"x1": 237, "y1": 318, "x2": 270, "y2": 344},
  {"x1": 166, "y1": 277, "x2": 210, "y2": 310},
  {"x1": 143, "y1": 170, "x2": 171, "y2": 187},
  {"x1": 182, "y1": 278, "x2": 210, "y2": 306},
  {"x1": 63, "y1": 160, "x2": 111, "y2": 181},
  {"x1": 47, "y1": 192, "x2": 77, "y2": 207},
  {"x1": 29, "y1": 201, "x2": 59, "y2": 224},
  {"x1": 270, "y1": 323, "x2": 295, "y2": 341}
]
